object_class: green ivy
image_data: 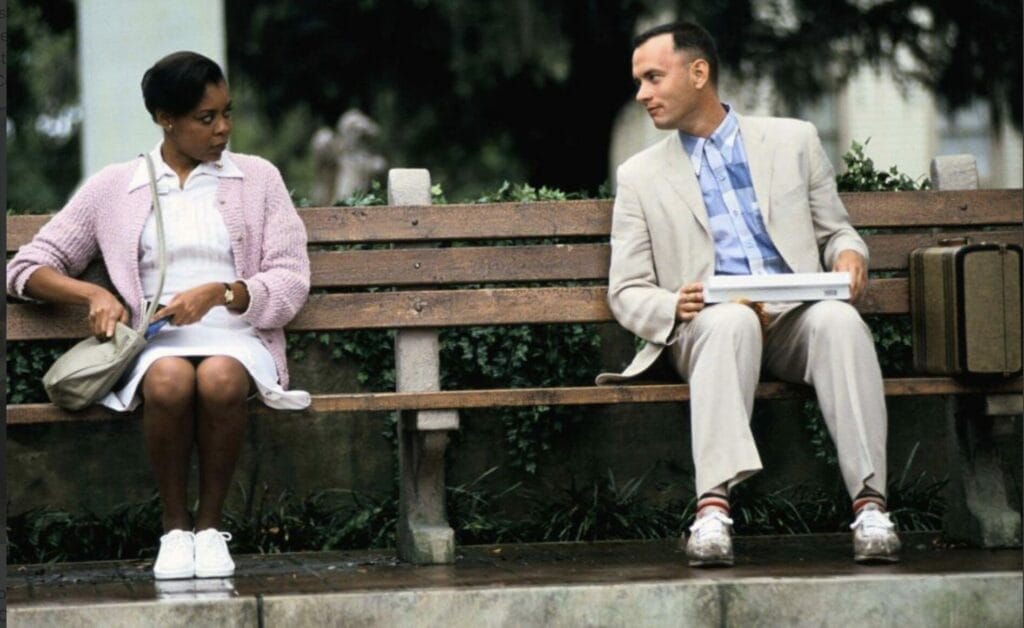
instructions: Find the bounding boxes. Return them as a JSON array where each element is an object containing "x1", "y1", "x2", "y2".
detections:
[
  {"x1": 836, "y1": 139, "x2": 930, "y2": 192},
  {"x1": 6, "y1": 495, "x2": 163, "y2": 564},
  {"x1": 6, "y1": 341, "x2": 73, "y2": 404},
  {"x1": 441, "y1": 323, "x2": 602, "y2": 473}
]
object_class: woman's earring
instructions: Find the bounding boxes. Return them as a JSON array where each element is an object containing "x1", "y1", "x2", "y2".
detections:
[{"x1": 165, "y1": 125, "x2": 173, "y2": 132}]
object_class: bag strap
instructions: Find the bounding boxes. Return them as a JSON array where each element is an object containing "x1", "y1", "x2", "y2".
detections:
[{"x1": 139, "y1": 152, "x2": 167, "y2": 331}]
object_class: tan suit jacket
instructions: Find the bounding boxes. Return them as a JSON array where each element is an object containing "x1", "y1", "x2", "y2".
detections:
[{"x1": 597, "y1": 114, "x2": 868, "y2": 384}]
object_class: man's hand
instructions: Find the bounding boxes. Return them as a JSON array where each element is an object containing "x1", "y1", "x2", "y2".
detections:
[
  {"x1": 833, "y1": 250, "x2": 868, "y2": 303},
  {"x1": 153, "y1": 283, "x2": 224, "y2": 326},
  {"x1": 676, "y1": 282, "x2": 705, "y2": 322}
]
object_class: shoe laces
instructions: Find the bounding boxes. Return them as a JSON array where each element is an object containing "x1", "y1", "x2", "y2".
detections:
[
  {"x1": 159, "y1": 529, "x2": 194, "y2": 552},
  {"x1": 850, "y1": 507, "x2": 894, "y2": 534},
  {"x1": 196, "y1": 529, "x2": 232, "y2": 546},
  {"x1": 689, "y1": 510, "x2": 733, "y2": 539}
]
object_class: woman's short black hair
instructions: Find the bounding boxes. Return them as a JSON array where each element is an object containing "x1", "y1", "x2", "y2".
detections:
[
  {"x1": 632, "y1": 22, "x2": 719, "y2": 88},
  {"x1": 141, "y1": 51, "x2": 226, "y2": 120}
]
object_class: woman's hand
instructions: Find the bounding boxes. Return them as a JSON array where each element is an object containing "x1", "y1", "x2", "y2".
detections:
[
  {"x1": 153, "y1": 283, "x2": 224, "y2": 326},
  {"x1": 87, "y1": 288, "x2": 129, "y2": 339}
]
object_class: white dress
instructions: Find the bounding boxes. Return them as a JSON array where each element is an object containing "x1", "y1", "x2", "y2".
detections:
[{"x1": 99, "y1": 148, "x2": 310, "y2": 412}]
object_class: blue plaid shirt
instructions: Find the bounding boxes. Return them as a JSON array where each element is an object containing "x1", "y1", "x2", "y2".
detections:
[{"x1": 680, "y1": 107, "x2": 790, "y2": 275}]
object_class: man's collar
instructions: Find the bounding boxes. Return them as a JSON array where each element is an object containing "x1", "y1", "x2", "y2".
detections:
[
  {"x1": 678, "y1": 103, "x2": 739, "y2": 176},
  {"x1": 128, "y1": 143, "x2": 244, "y2": 192}
]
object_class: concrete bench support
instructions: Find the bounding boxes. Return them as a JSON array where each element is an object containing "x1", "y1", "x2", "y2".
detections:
[
  {"x1": 389, "y1": 169, "x2": 458, "y2": 564},
  {"x1": 932, "y1": 155, "x2": 1022, "y2": 548},
  {"x1": 944, "y1": 398, "x2": 1022, "y2": 547}
]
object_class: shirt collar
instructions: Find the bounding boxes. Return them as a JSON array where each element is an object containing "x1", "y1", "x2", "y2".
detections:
[
  {"x1": 127, "y1": 142, "x2": 244, "y2": 192},
  {"x1": 678, "y1": 103, "x2": 739, "y2": 176}
]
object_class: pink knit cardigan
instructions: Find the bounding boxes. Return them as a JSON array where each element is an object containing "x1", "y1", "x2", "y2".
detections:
[{"x1": 7, "y1": 151, "x2": 311, "y2": 388}]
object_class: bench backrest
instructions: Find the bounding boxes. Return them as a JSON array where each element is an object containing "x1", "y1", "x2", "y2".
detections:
[{"x1": 7, "y1": 189, "x2": 1023, "y2": 342}]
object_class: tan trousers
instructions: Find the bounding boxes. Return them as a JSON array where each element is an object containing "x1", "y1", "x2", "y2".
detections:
[{"x1": 667, "y1": 300, "x2": 887, "y2": 499}]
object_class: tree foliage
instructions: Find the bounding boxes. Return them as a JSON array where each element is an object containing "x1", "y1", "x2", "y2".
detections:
[
  {"x1": 711, "y1": 0, "x2": 1022, "y2": 128},
  {"x1": 225, "y1": 1, "x2": 649, "y2": 198},
  {"x1": 6, "y1": 0, "x2": 81, "y2": 212},
  {"x1": 8, "y1": 1, "x2": 1021, "y2": 207},
  {"x1": 223, "y1": 0, "x2": 1020, "y2": 198}
]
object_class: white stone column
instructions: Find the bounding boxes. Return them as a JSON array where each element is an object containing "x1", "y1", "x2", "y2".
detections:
[
  {"x1": 990, "y1": 117, "x2": 1024, "y2": 188},
  {"x1": 837, "y1": 64, "x2": 936, "y2": 182},
  {"x1": 77, "y1": 0, "x2": 226, "y2": 178}
]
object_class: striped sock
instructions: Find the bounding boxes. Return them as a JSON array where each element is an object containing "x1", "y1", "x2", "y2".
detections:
[
  {"x1": 696, "y1": 491, "x2": 731, "y2": 517},
  {"x1": 853, "y1": 489, "x2": 887, "y2": 514}
]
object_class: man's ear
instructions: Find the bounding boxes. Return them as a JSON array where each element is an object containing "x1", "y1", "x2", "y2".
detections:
[{"x1": 690, "y1": 58, "x2": 711, "y2": 90}]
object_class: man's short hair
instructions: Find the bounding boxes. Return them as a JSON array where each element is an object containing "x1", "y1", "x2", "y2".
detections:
[{"x1": 632, "y1": 22, "x2": 719, "y2": 87}]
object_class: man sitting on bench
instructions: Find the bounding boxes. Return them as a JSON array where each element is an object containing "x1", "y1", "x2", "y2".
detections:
[{"x1": 597, "y1": 21, "x2": 901, "y2": 566}]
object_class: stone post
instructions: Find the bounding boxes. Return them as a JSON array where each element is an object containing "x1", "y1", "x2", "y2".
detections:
[
  {"x1": 931, "y1": 154, "x2": 1023, "y2": 548},
  {"x1": 388, "y1": 169, "x2": 458, "y2": 564}
]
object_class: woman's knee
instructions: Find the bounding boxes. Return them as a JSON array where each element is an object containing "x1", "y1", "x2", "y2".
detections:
[
  {"x1": 196, "y1": 357, "x2": 251, "y2": 406},
  {"x1": 142, "y1": 358, "x2": 196, "y2": 407}
]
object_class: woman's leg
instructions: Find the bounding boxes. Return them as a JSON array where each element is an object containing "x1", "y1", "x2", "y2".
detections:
[
  {"x1": 142, "y1": 357, "x2": 197, "y2": 532},
  {"x1": 193, "y1": 356, "x2": 251, "y2": 530}
]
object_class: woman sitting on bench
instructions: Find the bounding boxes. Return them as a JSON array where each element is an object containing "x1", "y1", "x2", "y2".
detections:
[{"x1": 6, "y1": 51, "x2": 311, "y2": 580}]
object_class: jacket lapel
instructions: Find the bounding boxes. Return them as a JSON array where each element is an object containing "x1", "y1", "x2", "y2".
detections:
[
  {"x1": 737, "y1": 114, "x2": 775, "y2": 224},
  {"x1": 661, "y1": 133, "x2": 710, "y2": 236}
]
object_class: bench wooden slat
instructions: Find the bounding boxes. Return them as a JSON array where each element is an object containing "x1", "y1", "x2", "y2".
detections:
[
  {"x1": 289, "y1": 287, "x2": 617, "y2": 330},
  {"x1": 291, "y1": 278, "x2": 908, "y2": 327},
  {"x1": 300, "y1": 201, "x2": 613, "y2": 243},
  {"x1": 7, "y1": 376, "x2": 1021, "y2": 424},
  {"x1": 6, "y1": 279, "x2": 912, "y2": 340},
  {"x1": 863, "y1": 230, "x2": 1023, "y2": 271},
  {"x1": 300, "y1": 190, "x2": 1022, "y2": 239},
  {"x1": 842, "y1": 189, "x2": 1022, "y2": 227},
  {"x1": 310, "y1": 230, "x2": 1023, "y2": 287},
  {"x1": 6, "y1": 279, "x2": 911, "y2": 340},
  {"x1": 9, "y1": 190, "x2": 1020, "y2": 250},
  {"x1": 9, "y1": 230, "x2": 1020, "y2": 292},
  {"x1": 310, "y1": 243, "x2": 610, "y2": 287},
  {"x1": 7, "y1": 214, "x2": 51, "y2": 252}
]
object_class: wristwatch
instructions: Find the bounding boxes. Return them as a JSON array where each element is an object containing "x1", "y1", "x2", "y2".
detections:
[{"x1": 223, "y1": 282, "x2": 235, "y2": 306}]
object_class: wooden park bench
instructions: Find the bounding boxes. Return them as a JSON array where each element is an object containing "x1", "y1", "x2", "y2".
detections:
[{"x1": 7, "y1": 156, "x2": 1023, "y2": 564}]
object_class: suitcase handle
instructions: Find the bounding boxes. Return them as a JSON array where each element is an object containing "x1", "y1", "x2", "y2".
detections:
[{"x1": 939, "y1": 236, "x2": 971, "y2": 246}]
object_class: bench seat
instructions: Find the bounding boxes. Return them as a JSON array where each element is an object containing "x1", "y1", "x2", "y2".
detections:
[{"x1": 7, "y1": 168, "x2": 1023, "y2": 561}]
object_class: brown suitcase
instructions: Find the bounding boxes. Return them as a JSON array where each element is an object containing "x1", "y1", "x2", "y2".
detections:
[{"x1": 910, "y1": 238, "x2": 1023, "y2": 376}]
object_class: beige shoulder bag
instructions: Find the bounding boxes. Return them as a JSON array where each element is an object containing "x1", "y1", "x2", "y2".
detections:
[{"x1": 42, "y1": 153, "x2": 167, "y2": 410}]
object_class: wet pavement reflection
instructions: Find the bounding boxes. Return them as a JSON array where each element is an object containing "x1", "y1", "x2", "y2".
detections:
[
  {"x1": 153, "y1": 578, "x2": 237, "y2": 601},
  {"x1": 8, "y1": 532, "x2": 1021, "y2": 607}
]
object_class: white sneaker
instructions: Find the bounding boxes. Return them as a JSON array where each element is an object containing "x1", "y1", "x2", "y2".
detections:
[
  {"x1": 194, "y1": 528, "x2": 236, "y2": 578},
  {"x1": 153, "y1": 529, "x2": 195, "y2": 580},
  {"x1": 685, "y1": 510, "x2": 734, "y2": 567},
  {"x1": 851, "y1": 505, "x2": 901, "y2": 563}
]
